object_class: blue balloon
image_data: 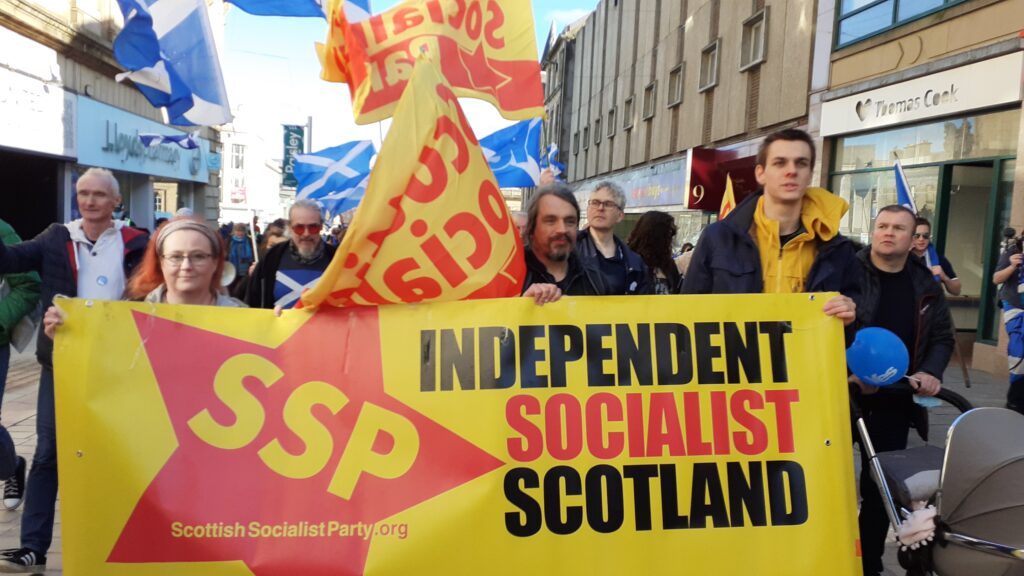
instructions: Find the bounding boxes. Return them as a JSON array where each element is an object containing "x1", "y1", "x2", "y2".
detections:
[{"x1": 846, "y1": 327, "x2": 909, "y2": 386}]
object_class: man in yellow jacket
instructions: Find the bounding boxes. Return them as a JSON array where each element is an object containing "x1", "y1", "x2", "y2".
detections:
[{"x1": 682, "y1": 129, "x2": 858, "y2": 325}]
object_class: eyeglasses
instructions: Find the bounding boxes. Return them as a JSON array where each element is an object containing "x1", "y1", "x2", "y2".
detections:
[
  {"x1": 588, "y1": 199, "x2": 622, "y2": 211},
  {"x1": 161, "y1": 252, "x2": 214, "y2": 267},
  {"x1": 912, "y1": 233, "x2": 930, "y2": 239},
  {"x1": 291, "y1": 223, "x2": 323, "y2": 236}
]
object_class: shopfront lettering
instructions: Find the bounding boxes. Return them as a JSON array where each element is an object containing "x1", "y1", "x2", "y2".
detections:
[
  {"x1": 102, "y1": 121, "x2": 181, "y2": 168},
  {"x1": 857, "y1": 84, "x2": 960, "y2": 122}
]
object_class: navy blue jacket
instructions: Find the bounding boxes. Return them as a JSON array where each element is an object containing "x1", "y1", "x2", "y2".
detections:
[
  {"x1": 522, "y1": 249, "x2": 609, "y2": 296},
  {"x1": 682, "y1": 191, "x2": 860, "y2": 297},
  {"x1": 0, "y1": 223, "x2": 148, "y2": 366},
  {"x1": 576, "y1": 228, "x2": 650, "y2": 295}
]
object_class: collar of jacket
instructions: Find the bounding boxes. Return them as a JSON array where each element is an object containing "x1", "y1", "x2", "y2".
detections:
[{"x1": 855, "y1": 246, "x2": 944, "y2": 297}]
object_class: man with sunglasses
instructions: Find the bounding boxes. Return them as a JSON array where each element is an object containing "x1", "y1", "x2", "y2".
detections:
[
  {"x1": 912, "y1": 217, "x2": 961, "y2": 296},
  {"x1": 576, "y1": 181, "x2": 649, "y2": 295},
  {"x1": 245, "y1": 199, "x2": 336, "y2": 309}
]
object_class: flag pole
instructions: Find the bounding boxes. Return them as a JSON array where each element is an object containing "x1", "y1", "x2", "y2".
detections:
[{"x1": 250, "y1": 210, "x2": 260, "y2": 264}]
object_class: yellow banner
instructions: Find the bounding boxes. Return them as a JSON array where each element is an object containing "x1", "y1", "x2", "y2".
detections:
[
  {"x1": 301, "y1": 57, "x2": 524, "y2": 308},
  {"x1": 55, "y1": 294, "x2": 861, "y2": 575},
  {"x1": 318, "y1": 0, "x2": 543, "y2": 124}
]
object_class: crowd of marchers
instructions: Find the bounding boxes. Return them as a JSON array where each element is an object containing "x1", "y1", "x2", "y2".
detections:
[{"x1": 0, "y1": 129, "x2": 1018, "y2": 575}]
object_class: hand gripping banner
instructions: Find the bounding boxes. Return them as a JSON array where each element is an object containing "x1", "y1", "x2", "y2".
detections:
[
  {"x1": 317, "y1": 0, "x2": 543, "y2": 124},
  {"x1": 54, "y1": 294, "x2": 861, "y2": 575},
  {"x1": 301, "y1": 57, "x2": 524, "y2": 308}
]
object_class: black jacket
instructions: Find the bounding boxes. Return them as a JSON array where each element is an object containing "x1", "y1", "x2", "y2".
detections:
[
  {"x1": 522, "y1": 249, "x2": 609, "y2": 296},
  {"x1": 0, "y1": 222, "x2": 148, "y2": 366},
  {"x1": 245, "y1": 240, "x2": 337, "y2": 309},
  {"x1": 682, "y1": 191, "x2": 860, "y2": 297},
  {"x1": 854, "y1": 248, "x2": 954, "y2": 379},
  {"x1": 576, "y1": 228, "x2": 650, "y2": 295}
]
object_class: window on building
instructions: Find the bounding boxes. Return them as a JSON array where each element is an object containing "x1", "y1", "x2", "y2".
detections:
[
  {"x1": 699, "y1": 39, "x2": 719, "y2": 92},
  {"x1": 836, "y1": 0, "x2": 965, "y2": 48},
  {"x1": 231, "y1": 144, "x2": 245, "y2": 170},
  {"x1": 623, "y1": 96, "x2": 635, "y2": 130},
  {"x1": 668, "y1": 64, "x2": 684, "y2": 107},
  {"x1": 740, "y1": 8, "x2": 768, "y2": 71},
  {"x1": 642, "y1": 81, "x2": 657, "y2": 120},
  {"x1": 573, "y1": 131, "x2": 580, "y2": 154},
  {"x1": 594, "y1": 118, "x2": 602, "y2": 144},
  {"x1": 583, "y1": 125, "x2": 590, "y2": 150},
  {"x1": 607, "y1": 107, "x2": 617, "y2": 137}
]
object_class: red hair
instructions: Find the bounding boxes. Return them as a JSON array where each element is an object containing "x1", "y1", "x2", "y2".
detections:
[{"x1": 126, "y1": 218, "x2": 226, "y2": 300}]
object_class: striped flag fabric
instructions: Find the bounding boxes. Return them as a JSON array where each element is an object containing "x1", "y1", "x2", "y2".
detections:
[
  {"x1": 294, "y1": 140, "x2": 376, "y2": 215},
  {"x1": 138, "y1": 132, "x2": 199, "y2": 149},
  {"x1": 480, "y1": 119, "x2": 542, "y2": 187},
  {"x1": 113, "y1": 0, "x2": 232, "y2": 126},
  {"x1": 226, "y1": 0, "x2": 325, "y2": 17}
]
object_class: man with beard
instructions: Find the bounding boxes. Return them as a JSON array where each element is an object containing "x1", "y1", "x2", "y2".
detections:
[
  {"x1": 246, "y1": 199, "x2": 337, "y2": 309},
  {"x1": 521, "y1": 184, "x2": 609, "y2": 304}
]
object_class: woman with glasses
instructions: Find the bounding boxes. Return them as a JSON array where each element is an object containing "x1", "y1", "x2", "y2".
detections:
[
  {"x1": 125, "y1": 219, "x2": 245, "y2": 307},
  {"x1": 42, "y1": 219, "x2": 243, "y2": 338},
  {"x1": 627, "y1": 211, "x2": 682, "y2": 295}
]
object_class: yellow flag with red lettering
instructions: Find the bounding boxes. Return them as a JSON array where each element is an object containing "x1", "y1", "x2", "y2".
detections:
[
  {"x1": 301, "y1": 57, "x2": 525, "y2": 308},
  {"x1": 719, "y1": 173, "x2": 736, "y2": 220},
  {"x1": 317, "y1": 0, "x2": 543, "y2": 124}
]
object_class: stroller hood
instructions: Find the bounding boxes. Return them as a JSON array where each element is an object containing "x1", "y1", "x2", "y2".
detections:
[{"x1": 934, "y1": 408, "x2": 1024, "y2": 576}]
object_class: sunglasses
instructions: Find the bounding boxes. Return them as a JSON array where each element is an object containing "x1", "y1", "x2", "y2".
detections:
[
  {"x1": 291, "y1": 223, "x2": 323, "y2": 235},
  {"x1": 912, "y1": 233, "x2": 930, "y2": 239}
]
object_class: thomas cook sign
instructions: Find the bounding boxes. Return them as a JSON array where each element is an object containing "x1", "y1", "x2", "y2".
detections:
[{"x1": 821, "y1": 52, "x2": 1022, "y2": 137}]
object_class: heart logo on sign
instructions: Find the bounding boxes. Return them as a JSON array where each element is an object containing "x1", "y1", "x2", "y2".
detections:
[{"x1": 855, "y1": 99, "x2": 873, "y2": 121}]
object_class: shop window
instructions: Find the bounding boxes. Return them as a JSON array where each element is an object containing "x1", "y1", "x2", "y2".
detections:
[
  {"x1": 668, "y1": 65, "x2": 683, "y2": 107},
  {"x1": 740, "y1": 8, "x2": 767, "y2": 71},
  {"x1": 837, "y1": 0, "x2": 966, "y2": 48},
  {"x1": 699, "y1": 40, "x2": 719, "y2": 93},
  {"x1": 642, "y1": 81, "x2": 657, "y2": 120},
  {"x1": 832, "y1": 108, "x2": 1021, "y2": 172}
]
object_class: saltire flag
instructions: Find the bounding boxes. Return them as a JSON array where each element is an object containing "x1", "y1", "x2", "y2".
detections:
[
  {"x1": 294, "y1": 140, "x2": 376, "y2": 201},
  {"x1": 480, "y1": 119, "x2": 542, "y2": 187},
  {"x1": 719, "y1": 173, "x2": 736, "y2": 219},
  {"x1": 225, "y1": 0, "x2": 325, "y2": 17},
  {"x1": 113, "y1": 0, "x2": 232, "y2": 126},
  {"x1": 316, "y1": 0, "x2": 543, "y2": 125},
  {"x1": 300, "y1": 56, "x2": 525, "y2": 308},
  {"x1": 138, "y1": 131, "x2": 199, "y2": 149},
  {"x1": 316, "y1": 174, "x2": 370, "y2": 217},
  {"x1": 539, "y1": 143, "x2": 566, "y2": 178},
  {"x1": 894, "y1": 159, "x2": 941, "y2": 275}
]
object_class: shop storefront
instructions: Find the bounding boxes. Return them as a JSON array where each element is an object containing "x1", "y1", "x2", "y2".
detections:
[
  {"x1": 0, "y1": 27, "x2": 77, "y2": 239},
  {"x1": 822, "y1": 51, "x2": 1023, "y2": 349},
  {"x1": 76, "y1": 97, "x2": 211, "y2": 231}
]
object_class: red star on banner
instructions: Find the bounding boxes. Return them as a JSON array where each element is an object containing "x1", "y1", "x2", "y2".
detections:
[
  {"x1": 108, "y1": 307, "x2": 503, "y2": 576},
  {"x1": 453, "y1": 42, "x2": 512, "y2": 94}
]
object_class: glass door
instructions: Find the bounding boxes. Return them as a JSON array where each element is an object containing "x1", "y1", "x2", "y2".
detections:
[{"x1": 940, "y1": 164, "x2": 994, "y2": 332}]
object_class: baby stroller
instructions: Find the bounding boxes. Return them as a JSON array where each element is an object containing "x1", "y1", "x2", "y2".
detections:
[{"x1": 857, "y1": 398, "x2": 1024, "y2": 576}]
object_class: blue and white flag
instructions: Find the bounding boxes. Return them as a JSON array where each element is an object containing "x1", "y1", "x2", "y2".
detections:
[
  {"x1": 344, "y1": 0, "x2": 372, "y2": 21},
  {"x1": 226, "y1": 0, "x2": 325, "y2": 17},
  {"x1": 113, "y1": 0, "x2": 232, "y2": 126},
  {"x1": 895, "y1": 159, "x2": 941, "y2": 273},
  {"x1": 139, "y1": 131, "x2": 199, "y2": 150},
  {"x1": 539, "y1": 142, "x2": 566, "y2": 178},
  {"x1": 480, "y1": 119, "x2": 542, "y2": 187},
  {"x1": 316, "y1": 173, "x2": 371, "y2": 217},
  {"x1": 294, "y1": 140, "x2": 375, "y2": 214}
]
